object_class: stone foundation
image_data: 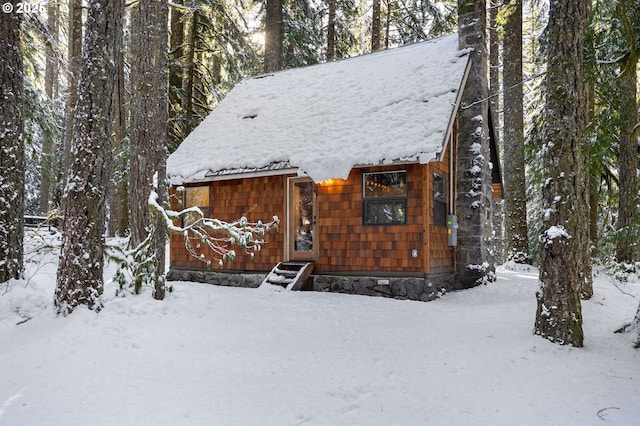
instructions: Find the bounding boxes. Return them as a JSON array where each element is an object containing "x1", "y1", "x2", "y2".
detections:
[
  {"x1": 167, "y1": 268, "x2": 265, "y2": 288},
  {"x1": 312, "y1": 274, "x2": 453, "y2": 301},
  {"x1": 167, "y1": 268, "x2": 455, "y2": 302}
]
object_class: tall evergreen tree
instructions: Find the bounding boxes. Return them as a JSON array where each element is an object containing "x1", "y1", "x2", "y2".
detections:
[
  {"x1": 0, "y1": 1, "x2": 25, "y2": 284},
  {"x1": 109, "y1": 29, "x2": 129, "y2": 237},
  {"x1": 169, "y1": 0, "x2": 259, "y2": 151},
  {"x1": 168, "y1": 0, "x2": 185, "y2": 148},
  {"x1": 265, "y1": 0, "x2": 284, "y2": 72},
  {"x1": 502, "y1": 0, "x2": 530, "y2": 264},
  {"x1": 327, "y1": 0, "x2": 337, "y2": 60},
  {"x1": 40, "y1": 0, "x2": 60, "y2": 214},
  {"x1": 62, "y1": 0, "x2": 83, "y2": 196},
  {"x1": 371, "y1": 0, "x2": 381, "y2": 51},
  {"x1": 614, "y1": 0, "x2": 638, "y2": 264},
  {"x1": 129, "y1": 0, "x2": 169, "y2": 299},
  {"x1": 323, "y1": 0, "x2": 358, "y2": 59},
  {"x1": 534, "y1": 0, "x2": 590, "y2": 347},
  {"x1": 55, "y1": 0, "x2": 124, "y2": 315},
  {"x1": 391, "y1": 0, "x2": 456, "y2": 44}
]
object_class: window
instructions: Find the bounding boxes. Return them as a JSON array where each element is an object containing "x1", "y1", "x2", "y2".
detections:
[
  {"x1": 182, "y1": 186, "x2": 210, "y2": 227},
  {"x1": 433, "y1": 173, "x2": 447, "y2": 227},
  {"x1": 362, "y1": 171, "x2": 407, "y2": 225}
]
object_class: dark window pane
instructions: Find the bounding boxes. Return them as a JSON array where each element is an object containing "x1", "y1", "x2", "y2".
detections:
[
  {"x1": 363, "y1": 200, "x2": 406, "y2": 225},
  {"x1": 434, "y1": 201, "x2": 446, "y2": 227},
  {"x1": 433, "y1": 173, "x2": 447, "y2": 227},
  {"x1": 433, "y1": 173, "x2": 446, "y2": 203}
]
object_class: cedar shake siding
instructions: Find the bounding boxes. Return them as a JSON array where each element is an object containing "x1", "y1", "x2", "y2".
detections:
[
  {"x1": 316, "y1": 164, "x2": 424, "y2": 274},
  {"x1": 169, "y1": 175, "x2": 287, "y2": 272},
  {"x1": 169, "y1": 141, "x2": 456, "y2": 277}
]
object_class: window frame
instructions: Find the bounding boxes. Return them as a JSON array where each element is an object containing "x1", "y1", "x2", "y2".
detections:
[
  {"x1": 181, "y1": 185, "x2": 211, "y2": 227},
  {"x1": 433, "y1": 172, "x2": 447, "y2": 227},
  {"x1": 362, "y1": 170, "x2": 408, "y2": 226}
]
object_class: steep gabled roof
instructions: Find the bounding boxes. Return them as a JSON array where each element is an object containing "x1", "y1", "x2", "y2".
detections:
[{"x1": 168, "y1": 33, "x2": 471, "y2": 184}]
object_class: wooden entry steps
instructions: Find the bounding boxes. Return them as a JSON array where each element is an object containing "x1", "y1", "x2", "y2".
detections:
[{"x1": 261, "y1": 262, "x2": 314, "y2": 291}]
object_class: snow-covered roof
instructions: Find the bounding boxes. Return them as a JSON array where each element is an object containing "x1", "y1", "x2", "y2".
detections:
[{"x1": 167, "y1": 33, "x2": 471, "y2": 184}]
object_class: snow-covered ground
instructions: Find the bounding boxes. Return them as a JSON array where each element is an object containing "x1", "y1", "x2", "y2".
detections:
[{"x1": 1, "y1": 231, "x2": 639, "y2": 426}]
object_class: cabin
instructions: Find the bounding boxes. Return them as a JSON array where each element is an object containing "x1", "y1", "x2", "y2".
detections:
[{"x1": 166, "y1": 33, "x2": 503, "y2": 301}]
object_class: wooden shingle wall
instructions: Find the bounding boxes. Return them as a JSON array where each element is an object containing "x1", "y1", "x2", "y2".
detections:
[
  {"x1": 423, "y1": 133, "x2": 456, "y2": 274},
  {"x1": 169, "y1": 175, "x2": 288, "y2": 272},
  {"x1": 170, "y1": 152, "x2": 456, "y2": 276},
  {"x1": 315, "y1": 164, "x2": 424, "y2": 273}
]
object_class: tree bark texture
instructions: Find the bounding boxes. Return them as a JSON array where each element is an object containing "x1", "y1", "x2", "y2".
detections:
[
  {"x1": 153, "y1": 0, "x2": 169, "y2": 301},
  {"x1": 327, "y1": 0, "x2": 336, "y2": 61},
  {"x1": 109, "y1": 41, "x2": 129, "y2": 237},
  {"x1": 634, "y1": 301, "x2": 640, "y2": 348},
  {"x1": 130, "y1": 0, "x2": 158, "y2": 249},
  {"x1": 168, "y1": 0, "x2": 184, "y2": 150},
  {"x1": 62, "y1": 0, "x2": 83, "y2": 195},
  {"x1": 534, "y1": 0, "x2": 590, "y2": 347},
  {"x1": 183, "y1": 11, "x2": 197, "y2": 130},
  {"x1": 55, "y1": 0, "x2": 124, "y2": 314},
  {"x1": 616, "y1": 56, "x2": 638, "y2": 263},
  {"x1": 455, "y1": 0, "x2": 495, "y2": 288},
  {"x1": 130, "y1": 0, "x2": 169, "y2": 298},
  {"x1": 264, "y1": 0, "x2": 284, "y2": 72},
  {"x1": 371, "y1": 0, "x2": 381, "y2": 51},
  {"x1": 0, "y1": 3, "x2": 24, "y2": 283},
  {"x1": 587, "y1": 81, "x2": 599, "y2": 253},
  {"x1": 502, "y1": 0, "x2": 530, "y2": 264},
  {"x1": 40, "y1": 0, "x2": 59, "y2": 214},
  {"x1": 578, "y1": 0, "x2": 594, "y2": 300}
]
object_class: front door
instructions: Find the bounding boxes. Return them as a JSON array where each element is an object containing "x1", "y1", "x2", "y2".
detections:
[{"x1": 287, "y1": 177, "x2": 317, "y2": 261}]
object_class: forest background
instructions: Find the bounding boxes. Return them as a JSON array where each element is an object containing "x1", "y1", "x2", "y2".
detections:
[{"x1": 0, "y1": 0, "x2": 638, "y2": 346}]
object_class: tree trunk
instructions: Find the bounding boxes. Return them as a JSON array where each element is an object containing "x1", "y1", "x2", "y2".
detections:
[
  {"x1": 534, "y1": 0, "x2": 589, "y2": 347},
  {"x1": 109, "y1": 40, "x2": 129, "y2": 237},
  {"x1": 503, "y1": 0, "x2": 530, "y2": 264},
  {"x1": 489, "y1": 1, "x2": 503, "y2": 264},
  {"x1": 40, "y1": 0, "x2": 59, "y2": 214},
  {"x1": 130, "y1": 0, "x2": 169, "y2": 298},
  {"x1": 168, "y1": 0, "x2": 184, "y2": 150},
  {"x1": 62, "y1": 0, "x2": 83, "y2": 198},
  {"x1": 372, "y1": 0, "x2": 381, "y2": 52},
  {"x1": 0, "y1": 2, "x2": 24, "y2": 284},
  {"x1": 264, "y1": 0, "x2": 284, "y2": 72},
  {"x1": 587, "y1": 81, "x2": 598, "y2": 253},
  {"x1": 55, "y1": 0, "x2": 124, "y2": 315},
  {"x1": 153, "y1": 0, "x2": 169, "y2": 300},
  {"x1": 634, "y1": 301, "x2": 640, "y2": 348},
  {"x1": 578, "y1": 0, "x2": 594, "y2": 300},
  {"x1": 327, "y1": 0, "x2": 336, "y2": 61},
  {"x1": 183, "y1": 11, "x2": 197, "y2": 130},
  {"x1": 384, "y1": 0, "x2": 392, "y2": 49},
  {"x1": 615, "y1": 54, "x2": 638, "y2": 263},
  {"x1": 130, "y1": 0, "x2": 157, "y2": 249}
]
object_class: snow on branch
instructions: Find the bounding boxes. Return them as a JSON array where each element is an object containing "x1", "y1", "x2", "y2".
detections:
[{"x1": 149, "y1": 191, "x2": 279, "y2": 268}]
